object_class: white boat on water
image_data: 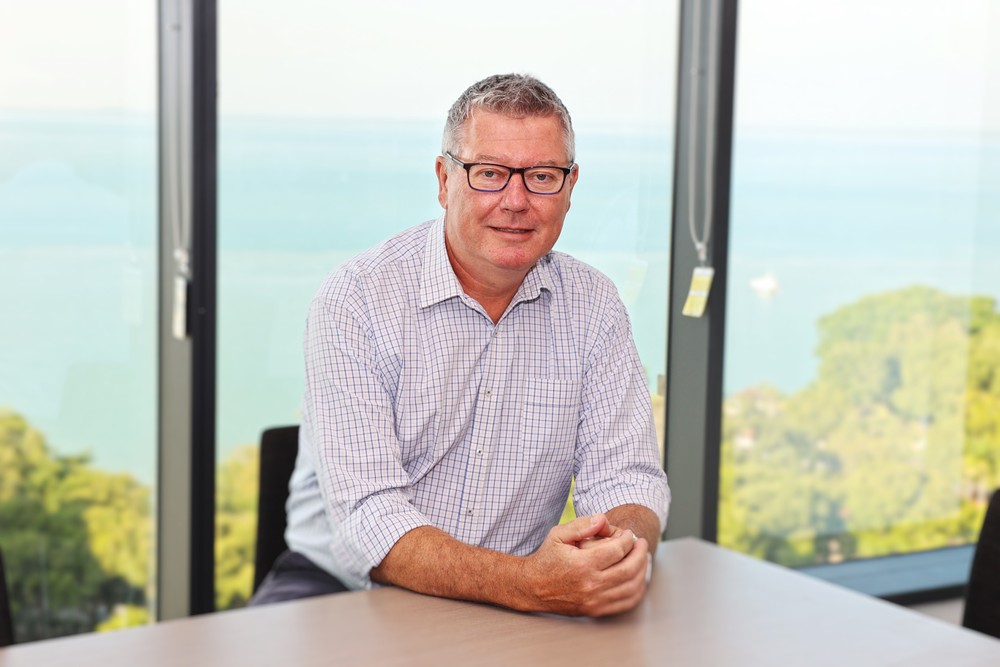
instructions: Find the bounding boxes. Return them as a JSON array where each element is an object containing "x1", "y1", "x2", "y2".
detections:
[{"x1": 750, "y1": 272, "x2": 780, "y2": 300}]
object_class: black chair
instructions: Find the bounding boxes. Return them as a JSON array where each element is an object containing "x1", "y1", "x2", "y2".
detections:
[
  {"x1": 963, "y1": 489, "x2": 1000, "y2": 639},
  {"x1": 253, "y1": 425, "x2": 300, "y2": 594},
  {"x1": 0, "y1": 546, "x2": 14, "y2": 647}
]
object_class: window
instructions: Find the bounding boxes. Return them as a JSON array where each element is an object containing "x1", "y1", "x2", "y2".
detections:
[
  {"x1": 216, "y1": 1, "x2": 679, "y2": 608},
  {"x1": 719, "y1": 0, "x2": 1000, "y2": 571},
  {"x1": 0, "y1": 2, "x2": 158, "y2": 639}
]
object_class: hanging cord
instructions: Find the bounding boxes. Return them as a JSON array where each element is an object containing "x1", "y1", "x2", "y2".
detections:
[
  {"x1": 168, "y1": 2, "x2": 191, "y2": 281},
  {"x1": 686, "y1": 0, "x2": 720, "y2": 266},
  {"x1": 166, "y1": 2, "x2": 191, "y2": 340}
]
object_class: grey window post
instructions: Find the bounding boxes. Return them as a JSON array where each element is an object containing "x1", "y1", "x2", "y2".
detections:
[{"x1": 664, "y1": 0, "x2": 738, "y2": 541}]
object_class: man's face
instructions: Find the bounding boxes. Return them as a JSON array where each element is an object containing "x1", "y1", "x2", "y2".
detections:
[{"x1": 436, "y1": 111, "x2": 578, "y2": 288}]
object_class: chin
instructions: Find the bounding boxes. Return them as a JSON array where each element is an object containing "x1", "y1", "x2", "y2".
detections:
[{"x1": 489, "y1": 245, "x2": 544, "y2": 266}]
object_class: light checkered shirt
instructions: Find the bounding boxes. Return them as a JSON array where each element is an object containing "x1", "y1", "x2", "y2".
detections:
[{"x1": 285, "y1": 216, "x2": 670, "y2": 590}]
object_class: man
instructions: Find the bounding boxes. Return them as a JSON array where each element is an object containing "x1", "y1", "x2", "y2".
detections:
[{"x1": 253, "y1": 73, "x2": 670, "y2": 617}]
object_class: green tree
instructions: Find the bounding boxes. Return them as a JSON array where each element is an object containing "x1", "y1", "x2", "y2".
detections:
[
  {"x1": 719, "y1": 286, "x2": 1000, "y2": 565},
  {"x1": 215, "y1": 445, "x2": 259, "y2": 610},
  {"x1": 0, "y1": 410, "x2": 151, "y2": 641}
]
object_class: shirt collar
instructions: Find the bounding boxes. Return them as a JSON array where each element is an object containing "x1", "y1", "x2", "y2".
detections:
[
  {"x1": 419, "y1": 214, "x2": 554, "y2": 309},
  {"x1": 420, "y1": 215, "x2": 465, "y2": 308},
  {"x1": 512, "y1": 252, "x2": 553, "y2": 306}
]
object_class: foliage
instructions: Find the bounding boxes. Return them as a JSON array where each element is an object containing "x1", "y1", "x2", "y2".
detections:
[
  {"x1": 0, "y1": 410, "x2": 150, "y2": 642},
  {"x1": 0, "y1": 406, "x2": 263, "y2": 631},
  {"x1": 94, "y1": 604, "x2": 150, "y2": 633},
  {"x1": 719, "y1": 286, "x2": 1000, "y2": 565},
  {"x1": 215, "y1": 445, "x2": 259, "y2": 610}
]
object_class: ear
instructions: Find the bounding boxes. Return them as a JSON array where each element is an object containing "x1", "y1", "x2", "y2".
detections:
[{"x1": 435, "y1": 156, "x2": 450, "y2": 209}]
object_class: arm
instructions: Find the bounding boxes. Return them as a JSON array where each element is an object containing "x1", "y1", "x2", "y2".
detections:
[
  {"x1": 573, "y1": 290, "x2": 670, "y2": 553},
  {"x1": 302, "y1": 274, "x2": 435, "y2": 589},
  {"x1": 371, "y1": 513, "x2": 650, "y2": 617},
  {"x1": 606, "y1": 504, "x2": 661, "y2": 555}
]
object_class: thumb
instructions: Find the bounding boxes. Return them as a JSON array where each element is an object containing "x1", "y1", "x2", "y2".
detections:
[{"x1": 551, "y1": 514, "x2": 610, "y2": 545}]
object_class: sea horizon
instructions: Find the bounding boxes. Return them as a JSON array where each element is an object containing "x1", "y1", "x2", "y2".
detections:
[{"x1": 2, "y1": 112, "x2": 997, "y2": 482}]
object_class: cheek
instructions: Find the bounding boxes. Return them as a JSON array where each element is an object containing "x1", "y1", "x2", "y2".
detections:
[{"x1": 547, "y1": 223, "x2": 564, "y2": 244}]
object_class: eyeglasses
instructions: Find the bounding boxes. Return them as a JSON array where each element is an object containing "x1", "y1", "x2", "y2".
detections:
[{"x1": 444, "y1": 152, "x2": 574, "y2": 195}]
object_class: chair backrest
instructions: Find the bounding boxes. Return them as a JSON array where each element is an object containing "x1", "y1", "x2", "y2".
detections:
[
  {"x1": 253, "y1": 425, "x2": 300, "y2": 593},
  {"x1": 963, "y1": 489, "x2": 1000, "y2": 639},
  {"x1": 0, "y1": 545, "x2": 14, "y2": 647}
]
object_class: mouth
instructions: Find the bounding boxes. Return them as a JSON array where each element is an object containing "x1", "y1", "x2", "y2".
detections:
[{"x1": 491, "y1": 226, "x2": 532, "y2": 235}]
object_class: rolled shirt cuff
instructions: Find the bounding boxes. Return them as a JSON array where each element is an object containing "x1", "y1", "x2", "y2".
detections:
[{"x1": 328, "y1": 491, "x2": 435, "y2": 590}]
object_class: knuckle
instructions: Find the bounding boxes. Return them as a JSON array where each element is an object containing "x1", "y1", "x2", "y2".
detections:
[
  {"x1": 580, "y1": 576, "x2": 601, "y2": 597},
  {"x1": 583, "y1": 598, "x2": 605, "y2": 617}
]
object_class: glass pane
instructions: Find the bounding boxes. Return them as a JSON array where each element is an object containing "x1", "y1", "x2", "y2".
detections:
[
  {"x1": 217, "y1": 1, "x2": 678, "y2": 608},
  {"x1": 0, "y1": 2, "x2": 158, "y2": 640},
  {"x1": 719, "y1": 1, "x2": 1000, "y2": 566}
]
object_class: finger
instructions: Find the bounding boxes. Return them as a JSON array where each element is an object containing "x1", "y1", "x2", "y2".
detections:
[
  {"x1": 593, "y1": 574, "x2": 648, "y2": 617},
  {"x1": 588, "y1": 542, "x2": 650, "y2": 616},
  {"x1": 576, "y1": 530, "x2": 639, "y2": 569},
  {"x1": 577, "y1": 527, "x2": 628, "y2": 550},
  {"x1": 550, "y1": 514, "x2": 610, "y2": 545},
  {"x1": 597, "y1": 536, "x2": 648, "y2": 580},
  {"x1": 580, "y1": 561, "x2": 648, "y2": 617},
  {"x1": 591, "y1": 515, "x2": 615, "y2": 539}
]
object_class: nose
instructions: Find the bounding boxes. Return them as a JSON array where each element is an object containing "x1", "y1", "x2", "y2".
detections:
[{"x1": 500, "y1": 172, "x2": 530, "y2": 212}]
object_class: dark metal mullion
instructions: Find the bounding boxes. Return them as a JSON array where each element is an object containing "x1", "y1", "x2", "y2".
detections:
[
  {"x1": 700, "y1": 0, "x2": 738, "y2": 541},
  {"x1": 188, "y1": 0, "x2": 218, "y2": 615},
  {"x1": 664, "y1": 0, "x2": 738, "y2": 542}
]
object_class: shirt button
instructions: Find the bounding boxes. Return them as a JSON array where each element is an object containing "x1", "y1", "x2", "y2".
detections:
[{"x1": 466, "y1": 509, "x2": 474, "y2": 516}]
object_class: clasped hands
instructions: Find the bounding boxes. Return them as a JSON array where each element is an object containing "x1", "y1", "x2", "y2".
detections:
[{"x1": 524, "y1": 513, "x2": 651, "y2": 618}]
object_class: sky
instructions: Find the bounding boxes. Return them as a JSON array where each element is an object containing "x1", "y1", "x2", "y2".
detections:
[
  {"x1": 0, "y1": 0, "x2": 676, "y2": 128},
  {"x1": 733, "y1": 0, "x2": 1000, "y2": 133},
  {"x1": 0, "y1": 0, "x2": 156, "y2": 114},
  {"x1": 1, "y1": 0, "x2": 997, "y2": 132}
]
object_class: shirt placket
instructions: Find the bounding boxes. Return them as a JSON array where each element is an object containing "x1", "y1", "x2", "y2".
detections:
[{"x1": 459, "y1": 316, "x2": 510, "y2": 541}]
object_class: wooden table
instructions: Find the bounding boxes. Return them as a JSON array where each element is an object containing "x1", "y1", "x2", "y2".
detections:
[{"x1": 3, "y1": 538, "x2": 999, "y2": 666}]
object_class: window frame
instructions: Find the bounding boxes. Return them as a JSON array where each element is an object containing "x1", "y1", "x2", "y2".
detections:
[
  {"x1": 157, "y1": 0, "x2": 217, "y2": 619},
  {"x1": 157, "y1": 0, "x2": 974, "y2": 616}
]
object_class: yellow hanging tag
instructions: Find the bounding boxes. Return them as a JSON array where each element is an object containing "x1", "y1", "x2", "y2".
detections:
[{"x1": 682, "y1": 266, "x2": 715, "y2": 318}]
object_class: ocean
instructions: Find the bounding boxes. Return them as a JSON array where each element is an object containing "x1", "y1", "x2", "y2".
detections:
[{"x1": 1, "y1": 112, "x2": 997, "y2": 482}]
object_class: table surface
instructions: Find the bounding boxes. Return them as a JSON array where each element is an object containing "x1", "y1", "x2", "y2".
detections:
[{"x1": 3, "y1": 538, "x2": 999, "y2": 666}]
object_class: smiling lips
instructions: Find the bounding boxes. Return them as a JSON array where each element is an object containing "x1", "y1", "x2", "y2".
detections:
[{"x1": 492, "y1": 227, "x2": 531, "y2": 234}]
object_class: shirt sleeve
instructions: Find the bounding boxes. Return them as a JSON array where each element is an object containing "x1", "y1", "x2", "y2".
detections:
[
  {"x1": 302, "y1": 271, "x2": 434, "y2": 589},
  {"x1": 571, "y1": 291, "x2": 671, "y2": 534}
]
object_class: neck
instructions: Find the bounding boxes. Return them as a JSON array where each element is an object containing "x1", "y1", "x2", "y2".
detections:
[{"x1": 445, "y1": 242, "x2": 527, "y2": 324}]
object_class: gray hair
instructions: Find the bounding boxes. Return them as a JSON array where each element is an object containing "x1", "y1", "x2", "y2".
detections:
[{"x1": 442, "y1": 73, "x2": 575, "y2": 163}]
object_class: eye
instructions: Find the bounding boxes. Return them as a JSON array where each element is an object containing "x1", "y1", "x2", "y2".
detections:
[
  {"x1": 471, "y1": 165, "x2": 507, "y2": 180},
  {"x1": 527, "y1": 168, "x2": 562, "y2": 184}
]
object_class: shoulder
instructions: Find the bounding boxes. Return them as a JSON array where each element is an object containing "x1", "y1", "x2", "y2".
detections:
[
  {"x1": 334, "y1": 220, "x2": 431, "y2": 286},
  {"x1": 544, "y1": 251, "x2": 627, "y2": 319},
  {"x1": 541, "y1": 251, "x2": 633, "y2": 359},
  {"x1": 313, "y1": 220, "x2": 433, "y2": 311}
]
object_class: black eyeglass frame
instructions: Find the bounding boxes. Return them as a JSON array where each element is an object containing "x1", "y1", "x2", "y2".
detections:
[{"x1": 444, "y1": 151, "x2": 575, "y2": 195}]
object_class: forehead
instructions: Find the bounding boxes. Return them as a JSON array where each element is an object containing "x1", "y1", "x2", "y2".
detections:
[{"x1": 461, "y1": 111, "x2": 567, "y2": 165}]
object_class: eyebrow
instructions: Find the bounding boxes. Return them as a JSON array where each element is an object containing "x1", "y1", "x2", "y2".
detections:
[{"x1": 472, "y1": 154, "x2": 568, "y2": 167}]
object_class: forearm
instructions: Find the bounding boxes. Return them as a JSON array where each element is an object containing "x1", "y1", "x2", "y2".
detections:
[
  {"x1": 370, "y1": 516, "x2": 649, "y2": 617},
  {"x1": 370, "y1": 526, "x2": 532, "y2": 610},
  {"x1": 606, "y1": 504, "x2": 661, "y2": 555}
]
